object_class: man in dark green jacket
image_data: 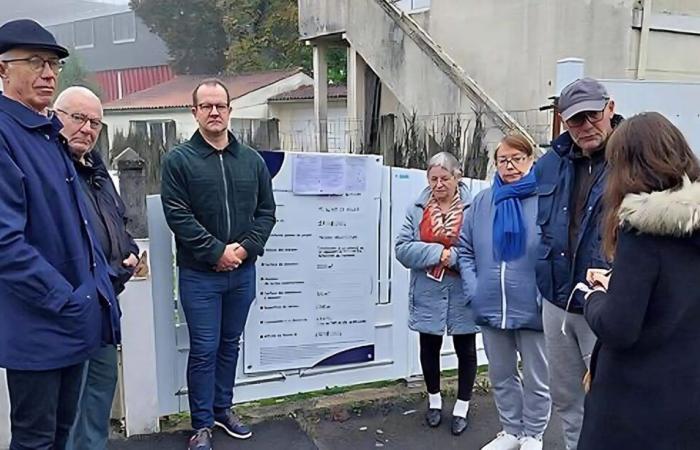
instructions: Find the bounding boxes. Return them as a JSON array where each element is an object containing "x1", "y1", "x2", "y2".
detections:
[{"x1": 161, "y1": 78, "x2": 276, "y2": 450}]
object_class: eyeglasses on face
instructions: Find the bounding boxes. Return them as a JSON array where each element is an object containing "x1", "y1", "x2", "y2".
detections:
[
  {"x1": 197, "y1": 103, "x2": 229, "y2": 114},
  {"x1": 496, "y1": 155, "x2": 530, "y2": 167},
  {"x1": 565, "y1": 104, "x2": 608, "y2": 128},
  {"x1": 1, "y1": 56, "x2": 65, "y2": 74},
  {"x1": 55, "y1": 108, "x2": 103, "y2": 130}
]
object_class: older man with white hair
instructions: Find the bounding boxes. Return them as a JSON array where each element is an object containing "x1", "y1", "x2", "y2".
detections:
[{"x1": 53, "y1": 86, "x2": 139, "y2": 450}]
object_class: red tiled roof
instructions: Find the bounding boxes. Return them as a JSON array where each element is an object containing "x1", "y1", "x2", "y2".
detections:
[
  {"x1": 268, "y1": 84, "x2": 347, "y2": 102},
  {"x1": 104, "y1": 68, "x2": 305, "y2": 111}
]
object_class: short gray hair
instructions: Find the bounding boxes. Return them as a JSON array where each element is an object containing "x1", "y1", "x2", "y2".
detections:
[{"x1": 427, "y1": 151, "x2": 462, "y2": 177}]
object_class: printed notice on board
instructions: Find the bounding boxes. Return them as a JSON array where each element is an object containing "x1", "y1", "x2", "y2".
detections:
[{"x1": 292, "y1": 154, "x2": 368, "y2": 195}]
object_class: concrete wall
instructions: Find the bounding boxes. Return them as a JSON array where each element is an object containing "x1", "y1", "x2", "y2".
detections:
[
  {"x1": 419, "y1": 0, "x2": 700, "y2": 112},
  {"x1": 426, "y1": 0, "x2": 636, "y2": 113},
  {"x1": 298, "y1": 0, "x2": 347, "y2": 39},
  {"x1": 344, "y1": 0, "x2": 466, "y2": 117}
]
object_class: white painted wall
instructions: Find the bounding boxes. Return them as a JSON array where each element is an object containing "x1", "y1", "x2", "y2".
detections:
[{"x1": 268, "y1": 99, "x2": 349, "y2": 152}]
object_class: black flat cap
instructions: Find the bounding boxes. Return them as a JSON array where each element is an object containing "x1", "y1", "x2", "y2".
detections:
[{"x1": 0, "y1": 19, "x2": 69, "y2": 59}]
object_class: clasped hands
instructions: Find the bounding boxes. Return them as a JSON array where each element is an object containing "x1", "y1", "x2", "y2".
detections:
[{"x1": 215, "y1": 243, "x2": 248, "y2": 272}]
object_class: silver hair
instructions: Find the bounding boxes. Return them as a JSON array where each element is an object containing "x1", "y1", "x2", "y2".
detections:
[{"x1": 427, "y1": 151, "x2": 462, "y2": 177}]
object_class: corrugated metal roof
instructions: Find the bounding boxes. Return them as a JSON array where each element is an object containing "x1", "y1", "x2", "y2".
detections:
[
  {"x1": 94, "y1": 65, "x2": 174, "y2": 103},
  {"x1": 104, "y1": 68, "x2": 305, "y2": 111},
  {"x1": 268, "y1": 84, "x2": 347, "y2": 102}
]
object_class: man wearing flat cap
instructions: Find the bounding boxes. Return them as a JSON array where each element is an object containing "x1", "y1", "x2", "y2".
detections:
[
  {"x1": 533, "y1": 78, "x2": 623, "y2": 450},
  {"x1": 0, "y1": 19, "x2": 119, "y2": 450}
]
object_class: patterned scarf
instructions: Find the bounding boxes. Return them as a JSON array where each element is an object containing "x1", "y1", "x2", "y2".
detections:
[{"x1": 419, "y1": 192, "x2": 464, "y2": 281}]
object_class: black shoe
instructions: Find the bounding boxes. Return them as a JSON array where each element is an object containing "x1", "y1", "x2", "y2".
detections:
[
  {"x1": 451, "y1": 415, "x2": 469, "y2": 436},
  {"x1": 425, "y1": 408, "x2": 442, "y2": 427},
  {"x1": 214, "y1": 409, "x2": 252, "y2": 439},
  {"x1": 188, "y1": 428, "x2": 212, "y2": 450}
]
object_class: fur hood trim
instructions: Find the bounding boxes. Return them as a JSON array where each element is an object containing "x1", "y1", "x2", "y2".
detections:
[{"x1": 619, "y1": 176, "x2": 700, "y2": 237}]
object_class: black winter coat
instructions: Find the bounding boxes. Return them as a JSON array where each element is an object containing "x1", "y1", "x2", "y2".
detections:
[
  {"x1": 74, "y1": 151, "x2": 139, "y2": 295},
  {"x1": 580, "y1": 178, "x2": 700, "y2": 450}
]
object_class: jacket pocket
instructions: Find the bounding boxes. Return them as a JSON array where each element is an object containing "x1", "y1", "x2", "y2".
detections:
[
  {"x1": 536, "y1": 184, "x2": 556, "y2": 227},
  {"x1": 535, "y1": 244, "x2": 554, "y2": 302}
]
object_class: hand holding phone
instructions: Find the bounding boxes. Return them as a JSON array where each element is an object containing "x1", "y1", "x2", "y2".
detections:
[{"x1": 586, "y1": 268, "x2": 612, "y2": 291}]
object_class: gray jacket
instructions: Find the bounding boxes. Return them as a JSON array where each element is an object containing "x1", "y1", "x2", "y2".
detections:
[
  {"x1": 395, "y1": 183, "x2": 478, "y2": 335},
  {"x1": 457, "y1": 187, "x2": 542, "y2": 330}
]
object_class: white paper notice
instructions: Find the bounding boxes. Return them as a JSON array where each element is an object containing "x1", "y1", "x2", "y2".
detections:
[
  {"x1": 292, "y1": 154, "x2": 368, "y2": 195},
  {"x1": 244, "y1": 191, "x2": 379, "y2": 373}
]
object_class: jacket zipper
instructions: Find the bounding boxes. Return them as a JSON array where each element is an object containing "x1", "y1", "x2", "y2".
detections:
[
  {"x1": 219, "y1": 153, "x2": 231, "y2": 238},
  {"x1": 500, "y1": 261, "x2": 507, "y2": 329}
]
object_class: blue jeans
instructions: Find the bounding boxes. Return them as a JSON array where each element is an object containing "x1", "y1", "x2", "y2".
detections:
[
  {"x1": 6, "y1": 363, "x2": 85, "y2": 450},
  {"x1": 65, "y1": 345, "x2": 118, "y2": 450},
  {"x1": 179, "y1": 264, "x2": 256, "y2": 430}
]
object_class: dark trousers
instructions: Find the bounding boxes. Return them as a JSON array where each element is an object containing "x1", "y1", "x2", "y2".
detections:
[
  {"x1": 66, "y1": 345, "x2": 119, "y2": 450},
  {"x1": 179, "y1": 264, "x2": 256, "y2": 430},
  {"x1": 6, "y1": 363, "x2": 85, "y2": 450},
  {"x1": 419, "y1": 333, "x2": 477, "y2": 401}
]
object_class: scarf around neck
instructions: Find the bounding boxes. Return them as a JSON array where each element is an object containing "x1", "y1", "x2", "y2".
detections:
[{"x1": 492, "y1": 170, "x2": 537, "y2": 262}]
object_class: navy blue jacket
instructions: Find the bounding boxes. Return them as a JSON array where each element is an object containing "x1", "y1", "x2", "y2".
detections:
[
  {"x1": 0, "y1": 95, "x2": 119, "y2": 370},
  {"x1": 580, "y1": 179, "x2": 700, "y2": 449},
  {"x1": 534, "y1": 115, "x2": 622, "y2": 313}
]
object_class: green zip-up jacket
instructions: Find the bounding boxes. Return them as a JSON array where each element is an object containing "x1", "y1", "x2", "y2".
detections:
[{"x1": 161, "y1": 130, "x2": 276, "y2": 272}]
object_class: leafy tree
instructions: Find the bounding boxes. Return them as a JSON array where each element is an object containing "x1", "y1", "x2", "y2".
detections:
[
  {"x1": 131, "y1": 0, "x2": 346, "y2": 83},
  {"x1": 56, "y1": 51, "x2": 102, "y2": 98},
  {"x1": 130, "y1": 0, "x2": 228, "y2": 74}
]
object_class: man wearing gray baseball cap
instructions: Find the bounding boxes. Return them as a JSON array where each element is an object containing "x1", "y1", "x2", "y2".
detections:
[{"x1": 533, "y1": 77, "x2": 623, "y2": 450}]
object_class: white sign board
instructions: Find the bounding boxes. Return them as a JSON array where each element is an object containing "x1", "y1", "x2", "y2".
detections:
[{"x1": 244, "y1": 152, "x2": 383, "y2": 373}]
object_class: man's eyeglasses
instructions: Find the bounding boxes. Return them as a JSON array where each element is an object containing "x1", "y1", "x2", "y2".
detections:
[
  {"x1": 496, "y1": 155, "x2": 530, "y2": 167},
  {"x1": 1, "y1": 56, "x2": 65, "y2": 74},
  {"x1": 565, "y1": 104, "x2": 608, "y2": 128},
  {"x1": 55, "y1": 108, "x2": 103, "y2": 131},
  {"x1": 197, "y1": 103, "x2": 229, "y2": 114}
]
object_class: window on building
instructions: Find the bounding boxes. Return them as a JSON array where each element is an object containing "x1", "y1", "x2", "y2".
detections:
[
  {"x1": 74, "y1": 20, "x2": 94, "y2": 49},
  {"x1": 49, "y1": 24, "x2": 75, "y2": 49},
  {"x1": 112, "y1": 12, "x2": 136, "y2": 43},
  {"x1": 395, "y1": 0, "x2": 430, "y2": 11}
]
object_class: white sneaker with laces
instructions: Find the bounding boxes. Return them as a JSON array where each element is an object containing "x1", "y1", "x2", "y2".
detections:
[
  {"x1": 480, "y1": 431, "x2": 521, "y2": 450},
  {"x1": 519, "y1": 436, "x2": 543, "y2": 450}
]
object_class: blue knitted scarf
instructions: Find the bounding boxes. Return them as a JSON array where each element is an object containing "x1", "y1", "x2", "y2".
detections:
[{"x1": 492, "y1": 170, "x2": 537, "y2": 262}]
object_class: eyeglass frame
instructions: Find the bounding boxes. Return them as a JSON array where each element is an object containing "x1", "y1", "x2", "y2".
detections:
[
  {"x1": 564, "y1": 102, "x2": 610, "y2": 128},
  {"x1": 1, "y1": 55, "x2": 65, "y2": 74},
  {"x1": 196, "y1": 103, "x2": 230, "y2": 114},
  {"x1": 55, "y1": 108, "x2": 103, "y2": 131},
  {"x1": 496, "y1": 154, "x2": 531, "y2": 168}
]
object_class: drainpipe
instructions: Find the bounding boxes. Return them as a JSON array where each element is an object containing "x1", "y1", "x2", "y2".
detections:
[{"x1": 637, "y1": 0, "x2": 653, "y2": 80}]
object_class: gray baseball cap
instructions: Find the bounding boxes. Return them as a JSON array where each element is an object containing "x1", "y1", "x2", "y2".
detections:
[{"x1": 558, "y1": 77, "x2": 610, "y2": 121}]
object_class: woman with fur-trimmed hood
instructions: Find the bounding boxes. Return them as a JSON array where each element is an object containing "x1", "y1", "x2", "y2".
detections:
[{"x1": 578, "y1": 112, "x2": 700, "y2": 450}]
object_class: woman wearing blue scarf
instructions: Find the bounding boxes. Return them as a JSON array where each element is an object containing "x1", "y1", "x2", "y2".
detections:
[{"x1": 458, "y1": 133, "x2": 551, "y2": 450}]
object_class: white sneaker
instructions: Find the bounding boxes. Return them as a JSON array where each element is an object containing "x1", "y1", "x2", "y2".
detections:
[
  {"x1": 519, "y1": 436, "x2": 543, "y2": 450},
  {"x1": 481, "y1": 431, "x2": 521, "y2": 450}
]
